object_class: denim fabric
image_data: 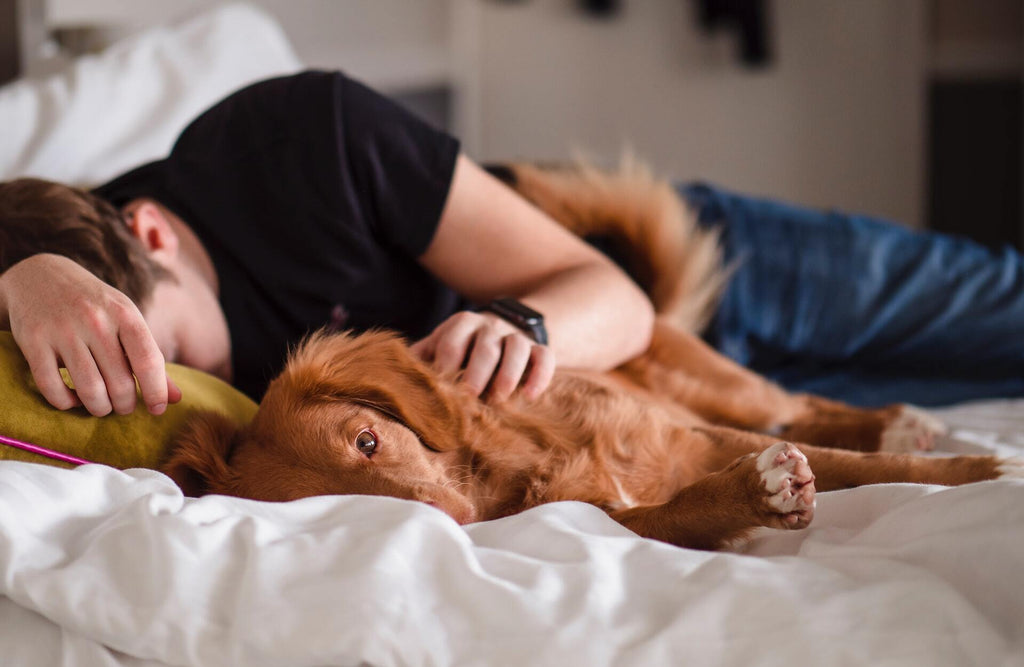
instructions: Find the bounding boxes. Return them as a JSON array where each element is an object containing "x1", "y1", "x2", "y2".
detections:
[{"x1": 679, "y1": 182, "x2": 1024, "y2": 407}]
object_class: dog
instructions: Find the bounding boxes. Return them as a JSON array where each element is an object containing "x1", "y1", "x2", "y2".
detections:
[{"x1": 162, "y1": 162, "x2": 1023, "y2": 550}]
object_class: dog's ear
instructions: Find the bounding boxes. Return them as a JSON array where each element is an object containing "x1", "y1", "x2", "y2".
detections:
[
  {"x1": 283, "y1": 330, "x2": 471, "y2": 452},
  {"x1": 161, "y1": 411, "x2": 241, "y2": 496}
]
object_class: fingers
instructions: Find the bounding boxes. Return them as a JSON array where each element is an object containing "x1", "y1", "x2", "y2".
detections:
[
  {"x1": 4, "y1": 255, "x2": 173, "y2": 416},
  {"x1": 20, "y1": 339, "x2": 81, "y2": 412},
  {"x1": 29, "y1": 336, "x2": 177, "y2": 417},
  {"x1": 69, "y1": 302, "x2": 170, "y2": 417},
  {"x1": 21, "y1": 307, "x2": 169, "y2": 417},
  {"x1": 408, "y1": 337, "x2": 431, "y2": 362},
  {"x1": 119, "y1": 318, "x2": 171, "y2": 414},
  {"x1": 485, "y1": 334, "x2": 531, "y2": 401},
  {"x1": 462, "y1": 327, "x2": 507, "y2": 396},
  {"x1": 28, "y1": 332, "x2": 172, "y2": 417},
  {"x1": 432, "y1": 312, "x2": 480, "y2": 376},
  {"x1": 60, "y1": 338, "x2": 114, "y2": 416},
  {"x1": 521, "y1": 344, "x2": 556, "y2": 401},
  {"x1": 416, "y1": 311, "x2": 554, "y2": 401},
  {"x1": 167, "y1": 377, "x2": 183, "y2": 405}
]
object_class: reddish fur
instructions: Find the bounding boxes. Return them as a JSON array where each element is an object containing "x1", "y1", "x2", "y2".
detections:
[
  {"x1": 503, "y1": 160, "x2": 727, "y2": 333},
  {"x1": 162, "y1": 164, "x2": 1010, "y2": 551}
]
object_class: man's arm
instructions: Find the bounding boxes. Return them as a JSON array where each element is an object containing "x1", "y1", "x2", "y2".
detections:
[
  {"x1": 0, "y1": 253, "x2": 180, "y2": 416},
  {"x1": 413, "y1": 155, "x2": 655, "y2": 400}
]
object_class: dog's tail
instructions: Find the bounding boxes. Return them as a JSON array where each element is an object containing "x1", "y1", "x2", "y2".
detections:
[{"x1": 486, "y1": 158, "x2": 728, "y2": 334}]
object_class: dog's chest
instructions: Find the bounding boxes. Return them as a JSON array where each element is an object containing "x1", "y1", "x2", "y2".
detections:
[
  {"x1": 538, "y1": 456, "x2": 646, "y2": 512},
  {"x1": 501, "y1": 375, "x2": 678, "y2": 512},
  {"x1": 605, "y1": 473, "x2": 639, "y2": 510}
]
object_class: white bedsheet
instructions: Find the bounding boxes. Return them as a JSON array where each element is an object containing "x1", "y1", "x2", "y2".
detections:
[{"x1": 0, "y1": 401, "x2": 1022, "y2": 667}]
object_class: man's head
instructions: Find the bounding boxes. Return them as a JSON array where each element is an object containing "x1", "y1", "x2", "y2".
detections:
[
  {"x1": 0, "y1": 178, "x2": 171, "y2": 308},
  {"x1": 0, "y1": 178, "x2": 232, "y2": 382}
]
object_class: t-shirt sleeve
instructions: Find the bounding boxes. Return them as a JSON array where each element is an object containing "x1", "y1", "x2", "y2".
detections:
[{"x1": 335, "y1": 74, "x2": 460, "y2": 257}]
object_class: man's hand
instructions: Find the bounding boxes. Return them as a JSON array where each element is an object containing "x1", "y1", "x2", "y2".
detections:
[
  {"x1": 410, "y1": 310, "x2": 555, "y2": 402},
  {"x1": 0, "y1": 254, "x2": 181, "y2": 416}
]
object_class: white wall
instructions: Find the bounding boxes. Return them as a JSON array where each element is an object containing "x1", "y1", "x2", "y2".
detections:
[
  {"x1": 46, "y1": 0, "x2": 453, "y2": 90},
  {"x1": 45, "y1": 0, "x2": 929, "y2": 226},
  {"x1": 468, "y1": 0, "x2": 927, "y2": 227}
]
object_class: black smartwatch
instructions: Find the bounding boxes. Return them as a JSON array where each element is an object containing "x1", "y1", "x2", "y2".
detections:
[{"x1": 482, "y1": 297, "x2": 548, "y2": 346}]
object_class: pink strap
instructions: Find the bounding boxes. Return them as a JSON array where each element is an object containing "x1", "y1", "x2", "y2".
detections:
[{"x1": 0, "y1": 434, "x2": 93, "y2": 466}]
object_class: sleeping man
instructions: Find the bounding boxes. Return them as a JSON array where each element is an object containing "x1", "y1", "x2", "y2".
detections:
[{"x1": 1, "y1": 70, "x2": 1023, "y2": 416}]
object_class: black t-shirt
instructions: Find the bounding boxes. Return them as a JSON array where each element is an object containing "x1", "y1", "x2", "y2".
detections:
[{"x1": 94, "y1": 70, "x2": 462, "y2": 399}]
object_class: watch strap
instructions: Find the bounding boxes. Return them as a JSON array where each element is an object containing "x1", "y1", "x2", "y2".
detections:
[{"x1": 481, "y1": 297, "x2": 548, "y2": 346}]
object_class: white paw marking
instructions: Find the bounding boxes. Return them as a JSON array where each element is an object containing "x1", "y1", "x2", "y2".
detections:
[
  {"x1": 997, "y1": 458, "x2": 1024, "y2": 480},
  {"x1": 880, "y1": 405, "x2": 948, "y2": 453},
  {"x1": 756, "y1": 442, "x2": 815, "y2": 514}
]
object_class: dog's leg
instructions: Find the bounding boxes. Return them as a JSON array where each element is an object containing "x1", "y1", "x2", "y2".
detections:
[
  {"x1": 616, "y1": 321, "x2": 947, "y2": 453},
  {"x1": 691, "y1": 426, "x2": 1020, "y2": 490},
  {"x1": 774, "y1": 400, "x2": 948, "y2": 454},
  {"x1": 611, "y1": 427, "x2": 1022, "y2": 550},
  {"x1": 609, "y1": 441, "x2": 816, "y2": 550}
]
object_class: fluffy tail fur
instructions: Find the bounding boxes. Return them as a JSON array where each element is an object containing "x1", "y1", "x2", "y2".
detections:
[{"x1": 487, "y1": 158, "x2": 727, "y2": 334}]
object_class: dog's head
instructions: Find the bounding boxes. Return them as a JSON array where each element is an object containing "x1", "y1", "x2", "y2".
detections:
[{"x1": 160, "y1": 330, "x2": 480, "y2": 524}]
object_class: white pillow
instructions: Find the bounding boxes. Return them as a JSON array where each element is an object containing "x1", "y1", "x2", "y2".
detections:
[{"x1": 0, "y1": 3, "x2": 302, "y2": 186}]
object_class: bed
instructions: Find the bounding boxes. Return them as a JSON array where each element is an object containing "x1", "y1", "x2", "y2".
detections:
[
  {"x1": 0, "y1": 401, "x2": 1022, "y2": 666},
  {"x1": 1, "y1": 5, "x2": 1023, "y2": 666}
]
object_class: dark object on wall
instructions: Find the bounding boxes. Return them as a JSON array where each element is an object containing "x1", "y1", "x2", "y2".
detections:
[
  {"x1": 580, "y1": 0, "x2": 621, "y2": 18},
  {"x1": 392, "y1": 86, "x2": 453, "y2": 135},
  {"x1": 1, "y1": 0, "x2": 49, "y2": 86},
  {"x1": 927, "y1": 79, "x2": 1022, "y2": 250},
  {"x1": 0, "y1": 0, "x2": 20, "y2": 85},
  {"x1": 696, "y1": 0, "x2": 771, "y2": 67}
]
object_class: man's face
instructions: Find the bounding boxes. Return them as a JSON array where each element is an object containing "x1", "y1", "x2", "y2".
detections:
[
  {"x1": 141, "y1": 261, "x2": 232, "y2": 383},
  {"x1": 123, "y1": 198, "x2": 233, "y2": 383}
]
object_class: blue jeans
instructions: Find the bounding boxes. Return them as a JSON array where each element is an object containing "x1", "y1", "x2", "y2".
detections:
[{"x1": 679, "y1": 183, "x2": 1024, "y2": 407}]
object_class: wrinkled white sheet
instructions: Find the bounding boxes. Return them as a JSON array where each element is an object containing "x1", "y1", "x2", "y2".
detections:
[{"x1": 0, "y1": 401, "x2": 1022, "y2": 667}]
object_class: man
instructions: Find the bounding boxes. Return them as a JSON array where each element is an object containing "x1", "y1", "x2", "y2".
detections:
[
  {"x1": 4, "y1": 70, "x2": 1024, "y2": 415},
  {"x1": 0, "y1": 71, "x2": 655, "y2": 417}
]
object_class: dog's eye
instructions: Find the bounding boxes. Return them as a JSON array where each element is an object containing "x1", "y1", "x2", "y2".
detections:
[{"x1": 355, "y1": 429, "x2": 378, "y2": 457}]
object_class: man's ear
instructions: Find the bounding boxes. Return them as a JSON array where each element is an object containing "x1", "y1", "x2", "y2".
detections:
[
  {"x1": 161, "y1": 411, "x2": 240, "y2": 497},
  {"x1": 124, "y1": 200, "x2": 179, "y2": 259}
]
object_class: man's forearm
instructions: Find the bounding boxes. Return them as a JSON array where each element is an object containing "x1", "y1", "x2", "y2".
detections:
[{"x1": 520, "y1": 260, "x2": 655, "y2": 371}]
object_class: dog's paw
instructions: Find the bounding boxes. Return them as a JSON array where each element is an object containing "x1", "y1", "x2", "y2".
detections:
[
  {"x1": 997, "y1": 458, "x2": 1024, "y2": 480},
  {"x1": 880, "y1": 405, "x2": 948, "y2": 453},
  {"x1": 756, "y1": 442, "x2": 816, "y2": 529}
]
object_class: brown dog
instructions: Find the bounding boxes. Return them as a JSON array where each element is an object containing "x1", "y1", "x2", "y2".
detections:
[{"x1": 162, "y1": 162, "x2": 1023, "y2": 550}]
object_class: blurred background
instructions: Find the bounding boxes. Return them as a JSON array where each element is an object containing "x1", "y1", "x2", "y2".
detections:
[{"x1": 3, "y1": 0, "x2": 1022, "y2": 248}]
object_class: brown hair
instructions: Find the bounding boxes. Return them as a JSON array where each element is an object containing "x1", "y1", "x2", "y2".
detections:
[{"x1": 0, "y1": 178, "x2": 172, "y2": 307}]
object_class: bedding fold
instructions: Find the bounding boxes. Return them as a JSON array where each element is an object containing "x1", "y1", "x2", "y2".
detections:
[{"x1": 0, "y1": 449, "x2": 1022, "y2": 666}]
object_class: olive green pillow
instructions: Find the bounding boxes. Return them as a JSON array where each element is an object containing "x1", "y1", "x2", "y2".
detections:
[{"x1": 0, "y1": 331, "x2": 256, "y2": 469}]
